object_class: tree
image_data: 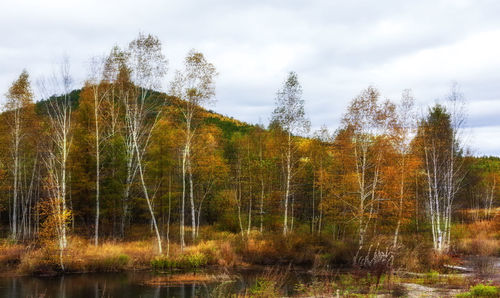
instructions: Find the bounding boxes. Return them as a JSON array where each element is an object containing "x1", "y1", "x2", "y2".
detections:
[
  {"x1": 83, "y1": 57, "x2": 112, "y2": 246},
  {"x1": 309, "y1": 126, "x2": 332, "y2": 235},
  {"x1": 104, "y1": 47, "x2": 135, "y2": 238},
  {"x1": 481, "y1": 160, "x2": 499, "y2": 218},
  {"x1": 416, "y1": 97, "x2": 465, "y2": 252},
  {"x1": 271, "y1": 71, "x2": 310, "y2": 235},
  {"x1": 341, "y1": 86, "x2": 396, "y2": 263},
  {"x1": 100, "y1": 34, "x2": 167, "y2": 253},
  {"x1": 100, "y1": 46, "x2": 128, "y2": 238},
  {"x1": 3, "y1": 70, "x2": 36, "y2": 240},
  {"x1": 39, "y1": 59, "x2": 74, "y2": 269},
  {"x1": 170, "y1": 50, "x2": 217, "y2": 248},
  {"x1": 146, "y1": 106, "x2": 183, "y2": 256},
  {"x1": 126, "y1": 33, "x2": 168, "y2": 254},
  {"x1": 192, "y1": 125, "x2": 228, "y2": 236},
  {"x1": 389, "y1": 90, "x2": 418, "y2": 249}
]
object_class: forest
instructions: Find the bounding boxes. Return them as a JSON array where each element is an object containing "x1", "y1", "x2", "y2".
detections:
[{"x1": 1, "y1": 33, "x2": 499, "y2": 296}]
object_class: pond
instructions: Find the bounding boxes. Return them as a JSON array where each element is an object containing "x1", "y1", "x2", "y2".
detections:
[
  {"x1": 0, "y1": 272, "x2": 219, "y2": 297},
  {"x1": 0, "y1": 269, "x2": 302, "y2": 297}
]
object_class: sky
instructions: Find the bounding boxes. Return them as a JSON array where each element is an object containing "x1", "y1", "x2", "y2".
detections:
[{"x1": 1, "y1": 0, "x2": 499, "y2": 155}]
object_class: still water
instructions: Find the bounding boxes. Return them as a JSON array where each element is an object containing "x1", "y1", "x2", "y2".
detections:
[
  {"x1": 0, "y1": 272, "x2": 226, "y2": 298},
  {"x1": 0, "y1": 270, "x2": 305, "y2": 298}
]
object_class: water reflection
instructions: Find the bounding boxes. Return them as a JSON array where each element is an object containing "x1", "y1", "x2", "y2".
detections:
[{"x1": 0, "y1": 272, "x2": 215, "y2": 298}]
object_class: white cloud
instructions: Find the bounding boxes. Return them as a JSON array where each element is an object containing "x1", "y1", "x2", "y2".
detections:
[{"x1": 469, "y1": 126, "x2": 500, "y2": 156}]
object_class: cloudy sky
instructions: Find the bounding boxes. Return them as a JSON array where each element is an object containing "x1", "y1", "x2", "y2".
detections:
[{"x1": 1, "y1": 0, "x2": 499, "y2": 155}]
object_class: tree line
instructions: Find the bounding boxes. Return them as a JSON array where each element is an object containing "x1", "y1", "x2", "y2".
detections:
[{"x1": 0, "y1": 33, "x2": 498, "y2": 261}]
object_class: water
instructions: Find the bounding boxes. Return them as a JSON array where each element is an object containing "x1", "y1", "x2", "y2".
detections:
[
  {"x1": 0, "y1": 272, "x2": 220, "y2": 298},
  {"x1": 0, "y1": 268, "x2": 310, "y2": 297}
]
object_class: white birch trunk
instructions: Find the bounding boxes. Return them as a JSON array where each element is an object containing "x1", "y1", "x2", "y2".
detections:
[{"x1": 283, "y1": 131, "x2": 292, "y2": 235}]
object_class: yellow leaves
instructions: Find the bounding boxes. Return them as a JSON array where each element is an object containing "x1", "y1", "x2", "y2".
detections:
[
  {"x1": 6, "y1": 70, "x2": 33, "y2": 109},
  {"x1": 37, "y1": 198, "x2": 72, "y2": 246}
]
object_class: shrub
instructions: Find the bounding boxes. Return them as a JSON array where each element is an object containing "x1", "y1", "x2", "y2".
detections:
[
  {"x1": 185, "y1": 252, "x2": 208, "y2": 269},
  {"x1": 249, "y1": 277, "x2": 280, "y2": 297},
  {"x1": 91, "y1": 253, "x2": 130, "y2": 271},
  {"x1": 151, "y1": 252, "x2": 208, "y2": 271},
  {"x1": 151, "y1": 255, "x2": 177, "y2": 271},
  {"x1": 457, "y1": 284, "x2": 499, "y2": 297},
  {"x1": 425, "y1": 270, "x2": 440, "y2": 284}
]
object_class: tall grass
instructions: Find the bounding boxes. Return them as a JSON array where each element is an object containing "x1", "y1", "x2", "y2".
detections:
[
  {"x1": 18, "y1": 236, "x2": 155, "y2": 274},
  {"x1": 0, "y1": 241, "x2": 25, "y2": 268}
]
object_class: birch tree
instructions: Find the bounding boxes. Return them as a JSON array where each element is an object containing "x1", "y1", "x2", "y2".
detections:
[
  {"x1": 84, "y1": 57, "x2": 111, "y2": 246},
  {"x1": 417, "y1": 87, "x2": 465, "y2": 252},
  {"x1": 39, "y1": 59, "x2": 74, "y2": 268},
  {"x1": 126, "y1": 33, "x2": 167, "y2": 254},
  {"x1": 271, "y1": 71, "x2": 309, "y2": 235},
  {"x1": 99, "y1": 46, "x2": 128, "y2": 237},
  {"x1": 483, "y1": 162, "x2": 498, "y2": 218},
  {"x1": 104, "y1": 48, "x2": 136, "y2": 238},
  {"x1": 310, "y1": 126, "x2": 331, "y2": 235},
  {"x1": 170, "y1": 50, "x2": 217, "y2": 248},
  {"x1": 390, "y1": 90, "x2": 417, "y2": 249},
  {"x1": 3, "y1": 70, "x2": 36, "y2": 240},
  {"x1": 341, "y1": 87, "x2": 396, "y2": 263}
]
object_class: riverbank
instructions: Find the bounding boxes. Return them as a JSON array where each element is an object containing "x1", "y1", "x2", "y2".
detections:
[
  {"x1": 0, "y1": 263, "x2": 497, "y2": 297},
  {"x1": 0, "y1": 229, "x2": 349, "y2": 276},
  {"x1": 1, "y1": 223, "x2": 500, "y2": 296},
  {"x1": 0, "y1": 227, "x2": 497, "y2": 276}
]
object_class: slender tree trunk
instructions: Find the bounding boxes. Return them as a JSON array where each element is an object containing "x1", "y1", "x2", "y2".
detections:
[
  {"x1": 283, "y1": 132, "x2": 292, "y2": 235},
  {"x1": 246, "y1": 142, "x2": 252, "y2": 235},
  {"x1": 318, "y1": 165, "x2": 323, "y2": 236},
  {"x1": 167, "y1": 174, "x2": 172, "y2": 257},
  {"x1": 133, "y1": 137, "x2": 162, "y2": 254},
  {"x1": 236, "y1": 163, "x2": 244, "y2": 237},
  {"x1": 121, "y1": 116, "x2": 135, "y2": 239},
  {"x1": 259, "y1": 138, "x2": 265, "y2": 233},
  {"x1": 12, "y1": 139, "x2": 19, "y2": 239},
  {"x1": 11, "y1": 110, "x2": 21, "y2": 240},
  {"x1": 188, "y1": 151, "x2": 196, "y2": 240},
  {"x1": 247, "y1": 193, "x2": 252, "y2": 235},
  {"x1": 487, "y1": 176, "x2": 496, "y2": 218},
  {"x1": 260, "y1": 179, "x2": 264, "y2": 233},
  {"x1": 180, "y1": 147, "x2": 187, "y2": 250},
  {"x1": 393, "y1": 156, "x2": 405, "y2": 249},
  {"x1": 61, "y1": 115, "x2": 68, "y2": 249},
  {"x1": 237, "y1": 188, "x2": 244, "y2": 237},
  {"x1": 94, "y1": 88, "x2": 100, "y2": 246},
  {"x1": 312, "y1": 171, "x2": 315, "y2": 234}
]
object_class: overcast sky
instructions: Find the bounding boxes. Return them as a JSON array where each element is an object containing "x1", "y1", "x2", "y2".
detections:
[{"x1": 1, "y1": 0, "x2": 499, "y2": 155}]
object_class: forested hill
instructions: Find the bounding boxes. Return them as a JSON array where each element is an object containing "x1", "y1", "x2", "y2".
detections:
[{"x1": 34, "y1": 88, "x2": 254, "y2": 141}]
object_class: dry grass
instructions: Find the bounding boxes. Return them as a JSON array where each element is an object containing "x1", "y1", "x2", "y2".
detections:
[
  {"x1": 0, "y1": 241, "x2": 25, "y2": 267},
  {"x1": 15, "y1": 235, "x2": 242, "y2": 275},
  {"x1": 455, "y1": 220, "x2": 500, "y2": 257},
  {"x1": 144, "y1": 272, "x2": 233, "y2": 286},
  {"x1": 239, "y1": 232, "x2": 335, "y2": 266},
  {"x1": 18, "y1": 236, "x2": 157, "y2": 274},
  {"x1": 187, "y1": 240, "x2": 240, "y2": 267},
  {"x1": 8, "y1": 219, "x2": 500, "y2": 277}
]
